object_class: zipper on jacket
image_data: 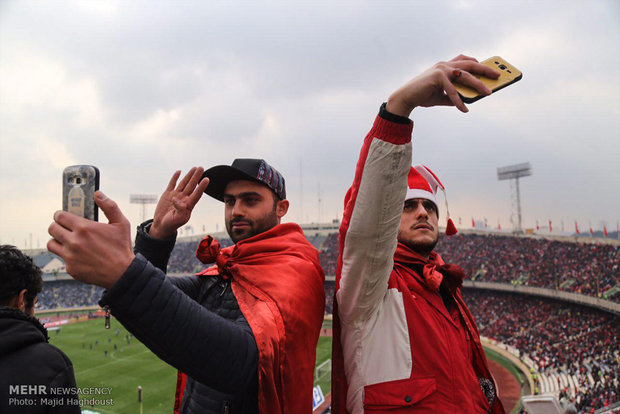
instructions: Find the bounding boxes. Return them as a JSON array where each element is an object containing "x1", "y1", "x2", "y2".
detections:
[
  {"x1": 219, "y1": 280, "x2": 229, "y2": 297},
  {"x1": 103, "y1": 305, "x2": 111, "y2": 329}
]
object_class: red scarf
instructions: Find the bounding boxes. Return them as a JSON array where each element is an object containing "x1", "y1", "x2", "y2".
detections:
[
  {"x1": 392, "y1": 242, "x2": 465, "y2": 294},
  {"x1": 173, "y1": 223, "x2": 325, "y2": 414}
]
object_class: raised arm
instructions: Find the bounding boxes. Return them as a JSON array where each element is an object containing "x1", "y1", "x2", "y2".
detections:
[
  {"x1": 336, "y1": 107, "x2": 413, "y2": 324},
  {"x1": 337, "y1": 55, "x2": 499, "y2": 325},
  {"x1": 47, "y1": 186, "x2": 257, "y2": 392}
]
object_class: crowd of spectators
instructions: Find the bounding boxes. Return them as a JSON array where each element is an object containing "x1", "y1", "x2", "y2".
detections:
[
  {"x1": 324, "y1": 281, "x2": 335, "y2": 315},
  {"x1": 319, "y1": 233, "x2": 339, "y2": 277},
  {"x1": 310, "y1": 233, "x2": 620, "y2": 302},
  {"x1": 36, "y1": 280, "x2": 103, "y2": 310},
  {"x1": 465, "y1": 290, "x2": 619, "y2": 413},
  {"x1": 437, "y1": 233, "x2": 619, "y2": 300},
  {"x1": 33, "y1": 231, "x2": 618, "y2": 309}
]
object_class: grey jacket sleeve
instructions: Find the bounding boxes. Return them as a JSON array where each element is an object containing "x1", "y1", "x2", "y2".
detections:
[{"x1": 99, "y1": 255, "x2": 258, "y2": 393}]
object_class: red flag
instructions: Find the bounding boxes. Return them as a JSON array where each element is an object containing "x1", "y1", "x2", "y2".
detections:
[
  {"x1": 472, "y1": 217, "x2": 475, "y2": 228},
  {"x1": 484, "y1": 218, "x2": 488, "y2": 228},
  {"x1": 604, "y1": 225, "x2": 608, "y2": 237},
  {"x1": 497, "y1": 220, "x2": 501, "y2": 230},
  {"x1": 548, "y1": 220, "x2": 553, "y2": 233},
  {"x1": 589, "y1": 222, "x2": 593, "y2": 236},
  {"x1": 536, "y1": 220, "x2": 540, "y2": 231},
  {"x1": 575, "y1": 221, "x2": 580, "y2": 234}
]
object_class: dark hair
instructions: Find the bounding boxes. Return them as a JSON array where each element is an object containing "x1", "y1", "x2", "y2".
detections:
[{"x1": 0, "y1": 245, "x2": 43, "y2": 312}]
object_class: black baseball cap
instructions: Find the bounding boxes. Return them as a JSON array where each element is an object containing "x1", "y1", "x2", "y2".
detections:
[{"x1": 202, "y1": 158, "x2": 286, "y2": 202}]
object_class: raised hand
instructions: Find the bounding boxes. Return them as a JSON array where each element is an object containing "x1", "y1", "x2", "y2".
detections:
[
  {"x1": 48, "y1": 191, "x2": 135, "y2": 288},
  {"x1": 386, "y1": 54, "x2": 500, "y2": 117},
  {"x1": 149, "y1": 167, "x2": 209, "y2": 239}
]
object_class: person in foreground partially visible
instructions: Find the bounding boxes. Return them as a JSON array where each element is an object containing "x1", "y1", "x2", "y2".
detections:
[
  {"x1": 331, "y1": 55, "x2": 506, "y2": 413},
  {"x1": 48, "y1": 159, "x2": 325, "y2": 413},
  {"x1": 0, "y1": 245, "x2": 80, "y2": 414}
]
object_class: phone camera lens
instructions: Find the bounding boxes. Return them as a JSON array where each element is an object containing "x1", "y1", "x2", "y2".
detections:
[{"x1": 499, "y1": 64, "x2": 507, "y2": 70}]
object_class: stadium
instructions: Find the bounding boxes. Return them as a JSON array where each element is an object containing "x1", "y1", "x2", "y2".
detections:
[
  {"x1": 1, "y1": 0, "x2": 619, "y2": 413},
  {"x1": 22, "y1": 223, "x2": 619, "y2": 414}
]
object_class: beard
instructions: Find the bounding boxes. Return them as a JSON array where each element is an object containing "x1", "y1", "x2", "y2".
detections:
[
  {"x1": 226, "y1": 209, "x2": 279, "y2": 243},
  {"x1": 397, "y1": 229, "x2": 439, "y2": 258}
]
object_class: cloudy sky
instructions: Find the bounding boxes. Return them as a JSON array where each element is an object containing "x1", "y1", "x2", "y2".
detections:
[{"x1": 1, "y1": 0, "x2": 619, "y2": 249}]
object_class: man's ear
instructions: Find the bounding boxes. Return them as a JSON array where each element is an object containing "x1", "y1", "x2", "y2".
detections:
[
  {"x1": 15, "y1": 289, "x2": 28, "y2": 313},
  {"x1": 276, "y1": 199, "x2": 289, "y2": 220}
]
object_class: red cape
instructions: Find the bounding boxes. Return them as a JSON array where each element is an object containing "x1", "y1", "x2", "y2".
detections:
[{"x1": 174, "y1": 223, "x2": 325, "y2": 414}]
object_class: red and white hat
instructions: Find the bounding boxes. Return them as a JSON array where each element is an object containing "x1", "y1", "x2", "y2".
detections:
[{"x1": 406, "y1": 165, "x2": 458, "y2": 236}]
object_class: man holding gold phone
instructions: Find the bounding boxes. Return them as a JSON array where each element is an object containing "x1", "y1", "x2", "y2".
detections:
[{"x1": 331, "y1": 55, "x2": 507, "y2": 413}]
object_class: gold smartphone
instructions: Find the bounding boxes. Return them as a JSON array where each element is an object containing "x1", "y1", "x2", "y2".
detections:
[{"x1": 455, "y1": 56, "x2": 522, "y2": 103}]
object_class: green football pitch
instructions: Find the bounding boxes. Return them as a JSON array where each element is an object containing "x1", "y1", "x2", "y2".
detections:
[{"x1": 49, "y1": 318, "x2": 333, "y2": 413}]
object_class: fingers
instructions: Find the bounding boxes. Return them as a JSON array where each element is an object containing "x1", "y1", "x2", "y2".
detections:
[
  {"x1": 456, "y1": 70, "x2": 492, "y2": 95},
  {"x1": 187, "y1": 177, "x2": 209, "y2": 209},
  {"x1": 47, "y1": 238, "x2": 64, "y2": 257},
  {"x1": 95, "y1": 191, "x2": 128, "y2": 225},
  {"x1": 429, "y1": 65, "x2": 468, "y2": 112},
  {"x1": 183, "y1": 167, "x2": 205, "y2": 196},
  {"x1": 441, "y1": 75, "x2": 468, "y2": 113},
  {"x1": 52, "y1": 210, "x2": 80, "y2": 230},
  {"x1": 175, "y1": 166, "x2": 206, "y2": 195},
  {"x1": 48, "y1": 216, "x2": 73, "y2": 247},
  {"x1": 453, "y1": 59, "x2": 500, "y2": 79},
  {"x1": 166, "y1": 170, "x2": 181, "y2": 192},
  {"x1": 175, "y1": 166, "x2": 196, "y2": 192}
]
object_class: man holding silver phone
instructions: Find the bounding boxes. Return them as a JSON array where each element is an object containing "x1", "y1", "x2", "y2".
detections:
[{"x1": 48, "y1": 160, "x2": 325, "y2": 413}]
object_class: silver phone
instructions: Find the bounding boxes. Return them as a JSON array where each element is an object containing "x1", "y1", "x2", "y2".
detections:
[{"x1": 62, "y1": 165, "x2": 100, "y2": 221}]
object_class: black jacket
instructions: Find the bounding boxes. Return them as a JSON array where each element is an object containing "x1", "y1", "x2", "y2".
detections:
[
  {"x1": 0, "y1": 307, "x2": 80, "y2": 413},
  {"x1": 99, "y1": 222, "x2": 259, "y2": 414}
]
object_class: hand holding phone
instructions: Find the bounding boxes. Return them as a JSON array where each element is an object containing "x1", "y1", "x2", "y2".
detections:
[
  {"x1": 454, "y1": 56, "x2": 522, "y2": 103},
  {"x1": 62, "y1": 165, "x2": 100, "y2": 221}
]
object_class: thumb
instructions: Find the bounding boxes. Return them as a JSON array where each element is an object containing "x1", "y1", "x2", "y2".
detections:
[{"x1": 95, "y1": 191, "x2": 127, "y2": 225}]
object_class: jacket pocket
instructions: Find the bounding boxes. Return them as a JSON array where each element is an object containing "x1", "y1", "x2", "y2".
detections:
[{"x1": 364, "y1": 377, "x2": 436, "y2": 411}]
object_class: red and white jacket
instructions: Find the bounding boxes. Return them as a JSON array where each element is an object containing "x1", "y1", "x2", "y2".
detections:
[{"x1": 331, "y1": 113, "x2": 505, "y2": 414}]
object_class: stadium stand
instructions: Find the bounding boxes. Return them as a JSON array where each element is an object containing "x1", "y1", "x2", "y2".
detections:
[
  {"x1": 437, "y1": 232, "x2": 619, "y2": 300},
  {"x1": 26, "y1": 228, "x2": 619, "y2": 412},
  {"x1": 36, "y1": 280, "x2": 104, "y2": 310},
  {"x1": 465, "y1": 290, "x2": 619, "y2": 413}
]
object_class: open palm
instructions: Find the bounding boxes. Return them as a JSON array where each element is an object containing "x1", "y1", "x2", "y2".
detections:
[{"x1": 150, "y1": 167, "x2": 209, "y2": 239}]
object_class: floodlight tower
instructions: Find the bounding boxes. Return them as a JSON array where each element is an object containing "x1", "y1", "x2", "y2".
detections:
[
  {"x1": 497, "y1": 163, "x2": 532, "y2": 234},
  {"x1": 130, "y1": 194, "x2": 158, "y2": 223}
]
